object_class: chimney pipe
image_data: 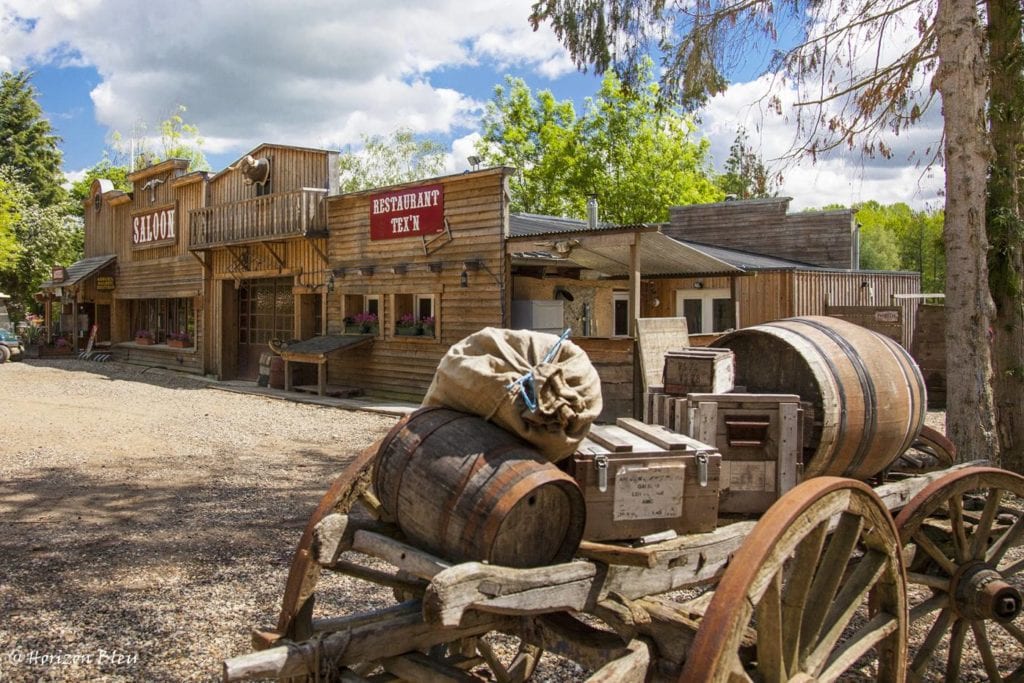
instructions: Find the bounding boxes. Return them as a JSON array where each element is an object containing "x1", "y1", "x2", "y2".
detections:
[{"x1": 587, "y1": 195, "x2": 598, "y2": 229}]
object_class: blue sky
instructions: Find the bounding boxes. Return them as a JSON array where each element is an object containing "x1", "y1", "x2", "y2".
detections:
[{"x1": 1, "y1": 0, "x2": 943, "y2": 211}]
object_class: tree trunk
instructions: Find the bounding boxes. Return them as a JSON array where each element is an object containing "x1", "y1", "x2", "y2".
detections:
[
  {"x1": 986, "y1": 0, "x2": 1024, "y2": 472},
  {"x1": 934, "y1": 0, "x2": 999, "y2": 461}
]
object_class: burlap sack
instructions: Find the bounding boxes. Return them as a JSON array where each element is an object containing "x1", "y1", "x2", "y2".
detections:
[{"x1": 423, "y1": 327, "x2": 602, "y2": 462}]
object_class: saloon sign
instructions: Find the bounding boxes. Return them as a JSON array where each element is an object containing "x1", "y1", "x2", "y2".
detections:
[
  {"x1": 369, "y1": 184, "x2": 444, "y2": 241},
  {"x1": 132, "y1": 205, "x2": 176, "y2": 248}
]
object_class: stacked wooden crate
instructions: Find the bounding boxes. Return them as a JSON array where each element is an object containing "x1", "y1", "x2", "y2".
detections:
[{"x1": 643, "y1": 347, "x2": 804, "y2": 515}]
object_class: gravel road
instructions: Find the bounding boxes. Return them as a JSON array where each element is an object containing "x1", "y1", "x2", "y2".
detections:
[{"x1": 0, "y1": 359, "x2": 397, "y2": 682}]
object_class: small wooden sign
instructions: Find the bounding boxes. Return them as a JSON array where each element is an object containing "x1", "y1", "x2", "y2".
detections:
[
  {"x1": 96, "y1": 276, "x2": 115, "y2": 290},
  {"x1": 369, "y1": 184, "x2": 444, "y2": 241},
  {"x1": 51, "y1": 266, "x2": 67, "y2": 282}
]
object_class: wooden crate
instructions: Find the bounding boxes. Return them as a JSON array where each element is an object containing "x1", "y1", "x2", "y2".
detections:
[
  {"x1": 687, "y1": 393, "x2": 803, "y2": 515},
  {"x1": 570, "y1": 418, "x2": 721, "y2": 542},
  {"x1": 663, "y1": 348, "x2": 735, "y2": 396}
]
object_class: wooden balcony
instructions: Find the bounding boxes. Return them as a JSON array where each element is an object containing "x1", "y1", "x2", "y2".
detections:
[{"x1": 189, "y1": 188, "x2": 328, "y2": 249}]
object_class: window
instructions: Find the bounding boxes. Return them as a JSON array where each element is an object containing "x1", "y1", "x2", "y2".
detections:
[
  {"x1": 129, "y1": 297, "x2": 195, "y2": 343},
  {"x1": 675, "y1": 288, "x2": 736, "y2": 335},
  {"x1": 342, "y1": 294, "x2": 381, "y2": 336},
  {"x1": 392, "y1": 293, "x2": 437, "y2": 338},
  {"x1": 612, "y1": 291, "x2": 630, "y2": 337}
]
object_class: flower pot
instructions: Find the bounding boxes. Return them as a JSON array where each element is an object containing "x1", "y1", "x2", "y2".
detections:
[
  {"x1": 396, "y1": 327, "x2": 421, "y2": 337},
  {"x1": 422, "y1": 326, "x2": 435, "y2": 338},
  {"x1": 135, "y1": 337, "x2": 155, "y2": 345},
  {"x1": 167, "y1": 339, "x2": 191, "y2": 349},
  {"x1": 344, "y1": 324, "x2": 362, "y2": 335}
]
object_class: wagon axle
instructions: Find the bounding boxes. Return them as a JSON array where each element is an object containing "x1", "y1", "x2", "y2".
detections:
[{"x1": 952, "y1": 562, "x2": 1023, "y2": 623}]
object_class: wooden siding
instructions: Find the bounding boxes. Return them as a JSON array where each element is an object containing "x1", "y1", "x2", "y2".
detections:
[
  {"x1": 911, "y1": 304, "x2": 946, "y2": 408},
  {"x1": 666, "y1": 199, "x2": 857, "y2": 269},
  {"x1": 575, "y1": 337, "x2": 634, "y2": 421},
  {"x1": 207, "y1": 145, "x2": 336, "y2": 206},
  {"x1": 189, "y1": 188, "x2": 327, "y2": 248},
  {"x1": 324, "y1": 169, "x2": 511, "y2": 401}
]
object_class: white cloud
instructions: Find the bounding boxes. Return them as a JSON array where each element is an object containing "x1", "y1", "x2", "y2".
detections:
[{"x1": 0, "y1": 0, "x2": 571, "y2": 158}]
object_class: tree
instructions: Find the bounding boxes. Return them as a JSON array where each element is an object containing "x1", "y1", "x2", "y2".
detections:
[
  {"x1": 338, "y1": 128, "x2": 448, "y2": 193},
  {"x1": 0, "y1": 70, "x2": 66, "y2": 206},
  {"x1": 477, "y1": 67, "x2": 722, "y2": 224},
  {"x1": 0, "y1": 168, "x2": 82, "y2": 317},
  {"x1": 110, "y1": 105, "x2": 210, "y2": 172},
  {"x1": 531, "y1": 0, "x2": 998, "y2": 461},
  {"x1": 67, "y1": 158, "x2": 131, "y2": 217},
  {"x1": 986, "y1": 0, "x2": 1024, "y2": 468},
  {"x1": 718, "y1": 127, "x2": 777, "y2": 199},
  {"x1": 854, "y1": 201, "x2": 946, "y2": 290}
]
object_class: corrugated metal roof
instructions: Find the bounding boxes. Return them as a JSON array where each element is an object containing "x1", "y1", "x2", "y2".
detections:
[
  {"x1": 509, "y1": 213, "x2": 639, "y2": 237},
  {"x1": 678, "y1": 241, "x2": 824, "y2": 270},
  {"x1": 39, "y1": 254, "x2": 116, "y2": 289}
]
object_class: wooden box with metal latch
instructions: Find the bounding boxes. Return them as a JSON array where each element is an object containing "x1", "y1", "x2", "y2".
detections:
[
  {"x1": 567, "y1": 417, "x2": 721, "y2": 542},
  {"x1": 686, "y1": 393, "x2": 803, "y2": 515}
]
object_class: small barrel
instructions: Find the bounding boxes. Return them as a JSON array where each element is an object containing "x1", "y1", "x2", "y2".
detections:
[
  {"x1": 374, "y1": 407, "x2": 586, "y2": 567},
  {"x1": 268, "y1": 356, "x2": 285, "y2": 389},
  {"x1": 257, "y1": 352, "x2": 274, "y2": 387},
  {"x1": 715, "y1": 316, "x2": 926, "y2": 479}
]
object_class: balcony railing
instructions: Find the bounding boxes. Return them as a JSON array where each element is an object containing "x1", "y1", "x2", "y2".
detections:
[{"x1": 189, "y1": 188, "x2": 328, "y2": 249}]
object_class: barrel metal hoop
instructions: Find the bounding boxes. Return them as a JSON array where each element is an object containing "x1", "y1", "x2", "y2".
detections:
[{"x1": 793, "y1": 318, "x2": 879, "y2": 476}]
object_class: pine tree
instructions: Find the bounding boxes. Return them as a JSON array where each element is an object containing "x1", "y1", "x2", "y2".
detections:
[{"x1": 0, "y1": 71, "x2": 66, "y2": 206}]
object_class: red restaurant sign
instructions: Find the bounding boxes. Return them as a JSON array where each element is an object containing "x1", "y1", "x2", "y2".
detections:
[
  {"x1": 369, "y1": 184, "x2": 444, "y2": 241},
  {"x1": 132, "y1": 205, "x2": 176, "y2": 248}
]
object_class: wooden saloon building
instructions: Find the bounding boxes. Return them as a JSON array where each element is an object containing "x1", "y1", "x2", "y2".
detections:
[{"x1": 62, "y1": 149, "x2": 920, "y2": 416}]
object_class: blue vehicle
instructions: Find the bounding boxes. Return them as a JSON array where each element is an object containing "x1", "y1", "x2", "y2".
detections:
[{"x1": 0, "y1": 328, "x2": 23, "y2": 363}]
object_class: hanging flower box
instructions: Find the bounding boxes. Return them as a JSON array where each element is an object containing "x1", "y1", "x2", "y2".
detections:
[
  {"x1": 134, "y1": 330, "x2": 155, "y2": 345},
  {"x1": 167, "y1": 332, "x2": 192, "y2": 348}
]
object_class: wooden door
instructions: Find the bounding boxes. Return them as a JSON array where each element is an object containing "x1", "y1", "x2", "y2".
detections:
[{"x1": 236, "y1": 277, "x2": 294, "y2": 380}]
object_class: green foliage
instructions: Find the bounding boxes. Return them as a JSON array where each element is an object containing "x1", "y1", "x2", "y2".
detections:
[
  {"x1": 67, "y1": 158, "x2": 132, "y2": 217},
  {"x1": 0, "y1": 70, "x2": 66, "y2": 206},
  {"x1": 110, "y1": 105, "x2": 210, "y2": 172},
  {"x1": 854, "y1": 200, "x2": 945, "y2": 290},
  {"x1": 0, "y1": 168, "x2": 83, "y2": 316},
  {"x1": 338, "y1": 128, "x2": 448, "y2": 193},
  {"x1": 718, "y1": 127, "x2": 777, "y2": 199},
  {"x1": 477, "y1": 66, "x2": 722, "y2": 224}
]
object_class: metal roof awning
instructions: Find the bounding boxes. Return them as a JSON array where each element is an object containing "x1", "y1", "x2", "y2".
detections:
[
  {"x1": 39, "y1": 254, "x2": 116, "y2": 289},
  {"x1": 278, "y1": 335, "x2": 375, "y2": 396},
  {"x1": 508, "y1": 230, "x2": 741, "y2": 276}
]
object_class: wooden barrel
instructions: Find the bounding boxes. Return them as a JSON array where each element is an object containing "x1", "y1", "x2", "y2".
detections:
[
  {"x1": 373, "y1": 407, "x2": 586, "y2": 567},
  {"x1": 715, "y1": 316, "x2": 926, "y2": 479},
  {"x1": 268, "y1": 356, "x2": 285, "y2": 389},
  {"x1": 257, "y1": 352, "x2": 274, "y2": 387}
]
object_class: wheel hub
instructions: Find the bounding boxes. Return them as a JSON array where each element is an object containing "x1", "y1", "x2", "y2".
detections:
[{"x1": 951, "y1": 561, "x2": 1023, "y2": 622}]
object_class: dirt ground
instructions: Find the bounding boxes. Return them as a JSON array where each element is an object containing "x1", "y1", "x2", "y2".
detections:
[
  {"x1": 0, "y1": 358, "x2": 1015, "y2": 682},
  {"x1": 0, "y1": 359, "x2": 398, "y2": 682}
]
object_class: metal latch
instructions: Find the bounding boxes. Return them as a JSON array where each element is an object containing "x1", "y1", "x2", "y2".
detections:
[
  {"x1": 596, "y1": 454, "x2": 609, "y2": 492},
  {"x1": 696, "y1": 453, "x2": 709, "y2": 488}
]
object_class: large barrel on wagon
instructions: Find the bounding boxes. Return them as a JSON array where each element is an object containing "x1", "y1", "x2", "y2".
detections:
[
  {"x1": 715, "y1": 316, "x2": 926, "y2": 479},
  {"x1": 373, "y1": 407, "x2": 586, "y2": 568}
]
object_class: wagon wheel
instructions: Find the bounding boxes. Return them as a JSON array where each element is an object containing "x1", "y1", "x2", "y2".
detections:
[
  {"x1": 680, "y1": 477, "x2": 907, "y2": 682},
  {"x1": 264, "y1": 434, "x2": 392, "y2": 647},
  {"x1": 893, "y1": 425, "x2": 957, "y2": 473},
  {"x1": 894, "y1": 466, "x2": 1024, "y2": 681}
]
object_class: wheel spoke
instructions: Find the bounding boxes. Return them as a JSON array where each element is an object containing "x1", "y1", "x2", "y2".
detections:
[
  {"x1": 906, "y1": 571, "x2": 951, "y2": 592},
  {"x1": 998, "y1": 618, "x2": 1024, "y2": 647},
  {"x1": 799, "y1": 512, "x2": 863, "y2": 655},
  {"x1": 781, "y1": 520, "x2": 829, "y2": 674},
  {"x1": 949, "y1": 494, "x2": 971, "y2": 564},
  {"x1": 909, "y1": 592, "x2": 949, "y2": 624},
  {"x1": 912, "y1": 526, "x2": 958, "y2": 576},
  {"x1": 988, "y1": 513, "x2": 1024, "y2": 565},
  {"x1": 910, "y1": 608, "x2": 955, "y2": 679},
  {"x1": 756, "y1": 571, "x2": 785, "y2": 682},
  {"x1": 819, "y1": 611, "x2": 901, "y2": 681},
  {"x1": 970, "y1": 488, "x2": 1004, "y2": 560},
  {"x1": 805, "y1": 549, "x2": 887, "y2": 673},
  {"x1": 946, "y1": 618, "x2": 967, "y2": 679},
  {"x1": 972, "y1": 620, "x2": 1004, "y2": 682}
]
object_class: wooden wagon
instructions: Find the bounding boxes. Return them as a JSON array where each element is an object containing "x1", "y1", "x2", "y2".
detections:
[
  {"x1": 223, "y1": 318, "x2": 1024, "y2": 681},
  {"x1": 221, "y1": 426, "x2": 1023, "y2": 682}
]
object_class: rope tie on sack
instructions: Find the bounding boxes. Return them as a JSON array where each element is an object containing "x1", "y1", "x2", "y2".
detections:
[{"x1": 505, "y1": 328, "x2": 572, "y2": 412}]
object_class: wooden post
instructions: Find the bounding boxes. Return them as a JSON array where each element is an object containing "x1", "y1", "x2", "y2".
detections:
[
  {"x1": 284, "y1": 359, "x2": 292, "y2": 391},
  {"x1": 318, "y1": 361, "x2": 326, "y2": 396},
  {"x1": 629, "y1": 236, "x2": 641, "y2": 338}
]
